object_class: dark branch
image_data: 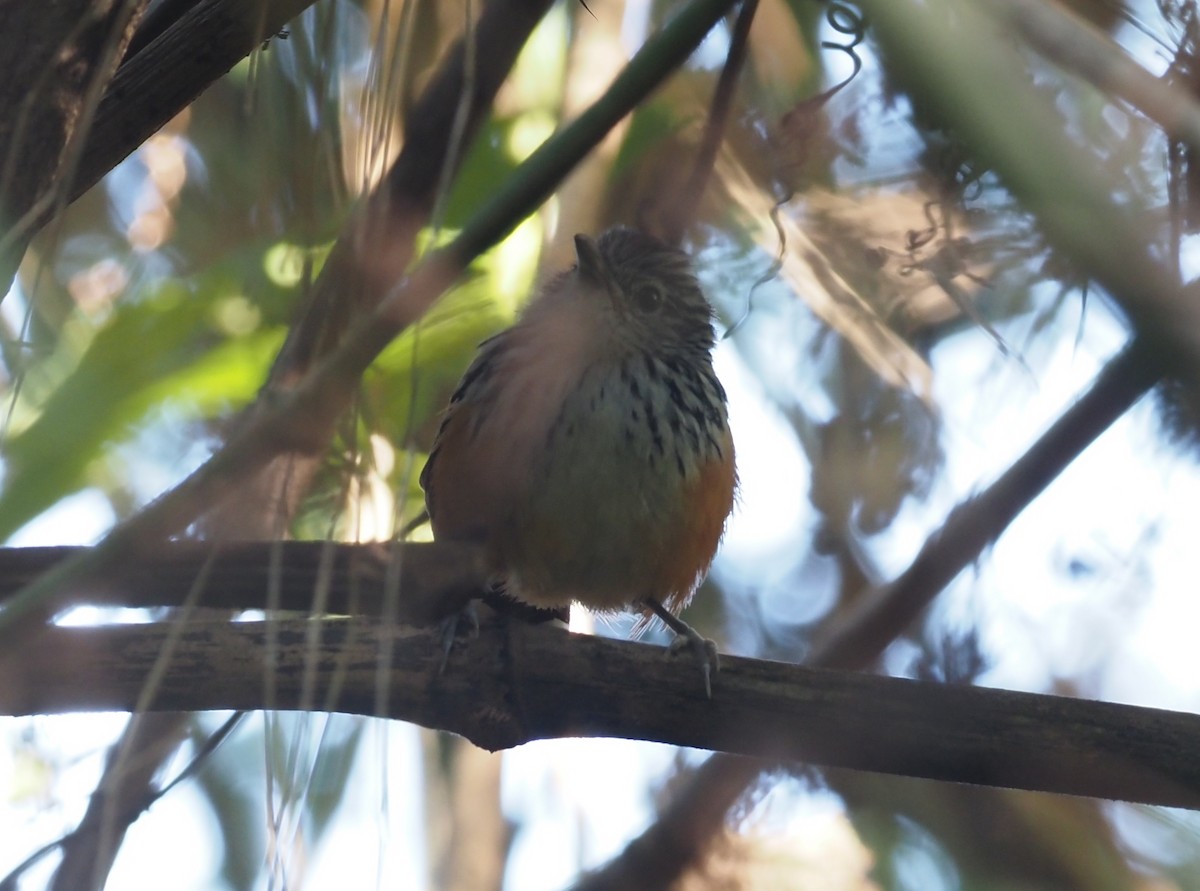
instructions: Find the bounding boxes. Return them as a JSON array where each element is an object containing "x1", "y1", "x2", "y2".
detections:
[
  {"x1": 660, "y1": 0, "x2": 758, "y2": 245},
  {"x1": 0, "y1": 541, "x2": 488, "y2": 625},
  {"x1": 1, "y1": 616, "x2": 1197, "y2": 811},
  {"x1": 60, "y1": 0, "x2": 317, "y2": 236},
  {"x1": 267, "y1": 0, "x2": 559, "y2": 385},
  {"x1": 0, "y1": 0, "x2": 148, "y2": 288},
  {"x1": 810, "y1": 342, "x2": 1161, "y2": 669}
]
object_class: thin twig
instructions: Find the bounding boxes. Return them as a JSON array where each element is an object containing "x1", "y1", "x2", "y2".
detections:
[
  {"x1": 0, "y1": 712, "x2": 244, "y2": 891},
  {"x1": 660, "y1": 0, "x2": 759, "y2": 246}
]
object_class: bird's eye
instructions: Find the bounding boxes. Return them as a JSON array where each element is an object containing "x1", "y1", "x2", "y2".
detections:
[{"x1": 632, "y1": 283, "x2": 664, "y2": 313}]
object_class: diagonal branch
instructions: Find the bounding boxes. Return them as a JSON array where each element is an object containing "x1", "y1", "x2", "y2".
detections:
[
  {"x1": 810, "y1": 342, "x2": 1160, "y2": 670},
  {"x1": 0, "y1": 0, "x2": 149, "y2": 291},
  {"x1": 995, "y1": 0, "x2": 1200, "y2": 151},
  {"x1": 264, "y1": 0, "x2": 558, "y2": 388},
  {"x1": 208, "y1": 0, "x2": 559, "y2": 537},
  {"x1": 0, "y1": 0, "x2": 318, "y2": 276},
  {"x1": 659, "y1": 0, "x2": 758, "y2": 245}
]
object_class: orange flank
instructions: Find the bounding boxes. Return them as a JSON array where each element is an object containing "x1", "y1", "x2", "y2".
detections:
[{"x1": 652, "y1": 429, "x2": 737, "y2": 615}]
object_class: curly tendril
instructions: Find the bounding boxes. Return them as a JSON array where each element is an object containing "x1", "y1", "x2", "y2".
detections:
[
  {"x1": 725, "y1": 4, "x2": 868, "y2": 338},
  {"x1": 819, "y1": 2, "x2": 866, "y2": 87}
]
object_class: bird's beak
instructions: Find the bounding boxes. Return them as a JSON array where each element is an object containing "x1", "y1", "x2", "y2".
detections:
[
  {"x1": 575, "y1": 234, "x2": 623, "y2": 313},
  {"x1": 574, "y1": 234, "x2": 608, "y2": 286}
]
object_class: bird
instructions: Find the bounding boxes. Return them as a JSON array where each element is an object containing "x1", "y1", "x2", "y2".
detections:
[{"x1": 420, "y1": 227, "x2": 736, "y2": 695}]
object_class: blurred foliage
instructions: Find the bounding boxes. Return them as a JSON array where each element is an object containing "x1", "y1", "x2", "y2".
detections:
[{"x1": 0, "y1": 275, "x2": 285, "y2": 541}]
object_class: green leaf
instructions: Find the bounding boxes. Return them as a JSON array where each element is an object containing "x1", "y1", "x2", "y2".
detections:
[{"x1": 0, "y1": 281, "x2": 280, "y2": 541}]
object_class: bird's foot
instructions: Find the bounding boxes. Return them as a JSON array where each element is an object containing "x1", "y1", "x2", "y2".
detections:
[{"x1": 644, "y1": 597, "x2": 720, "y2": 698}]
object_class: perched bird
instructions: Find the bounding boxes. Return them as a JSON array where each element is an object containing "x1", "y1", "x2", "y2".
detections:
[{"x1": 420, "y1": 227, "x2": 736, "y2": 694}]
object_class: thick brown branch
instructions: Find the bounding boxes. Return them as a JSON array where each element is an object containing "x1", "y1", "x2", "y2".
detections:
[
  {"x1": 266, "y1": 0, "x2": 557, "y2": 385},
  {"x1": 0, "y1": 0, "x2": 148, "y2": 285},
  {"x1": 2, "y1": 616, "x2": 1197, "y2": 810},
  {"x1": 50, "y1": 0, "x2": 317, "y2": 240}
]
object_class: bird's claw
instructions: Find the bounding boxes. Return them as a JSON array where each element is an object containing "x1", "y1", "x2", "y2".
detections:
[
  {"x1": 437, "y1": 603, "x2": 479, "y2": 674},
  {"x1": 666, "y1": 625, "x2": 720, "y2": 699},
  {"x1": 643, "y1": 597, "x2": 719, "y2": 698}
]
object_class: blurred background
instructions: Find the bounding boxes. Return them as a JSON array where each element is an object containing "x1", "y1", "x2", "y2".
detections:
[{"x1": 2, "y1": 0, "x2": 1200, "y2": 888}]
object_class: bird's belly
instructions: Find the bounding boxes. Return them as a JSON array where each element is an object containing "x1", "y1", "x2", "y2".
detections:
[
  {"x1": 517, "y1": 454, "x2": 670, "y2": 608},
  {"x1": 499, "y1": 387, "x2": 730, "y2": 612}
]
